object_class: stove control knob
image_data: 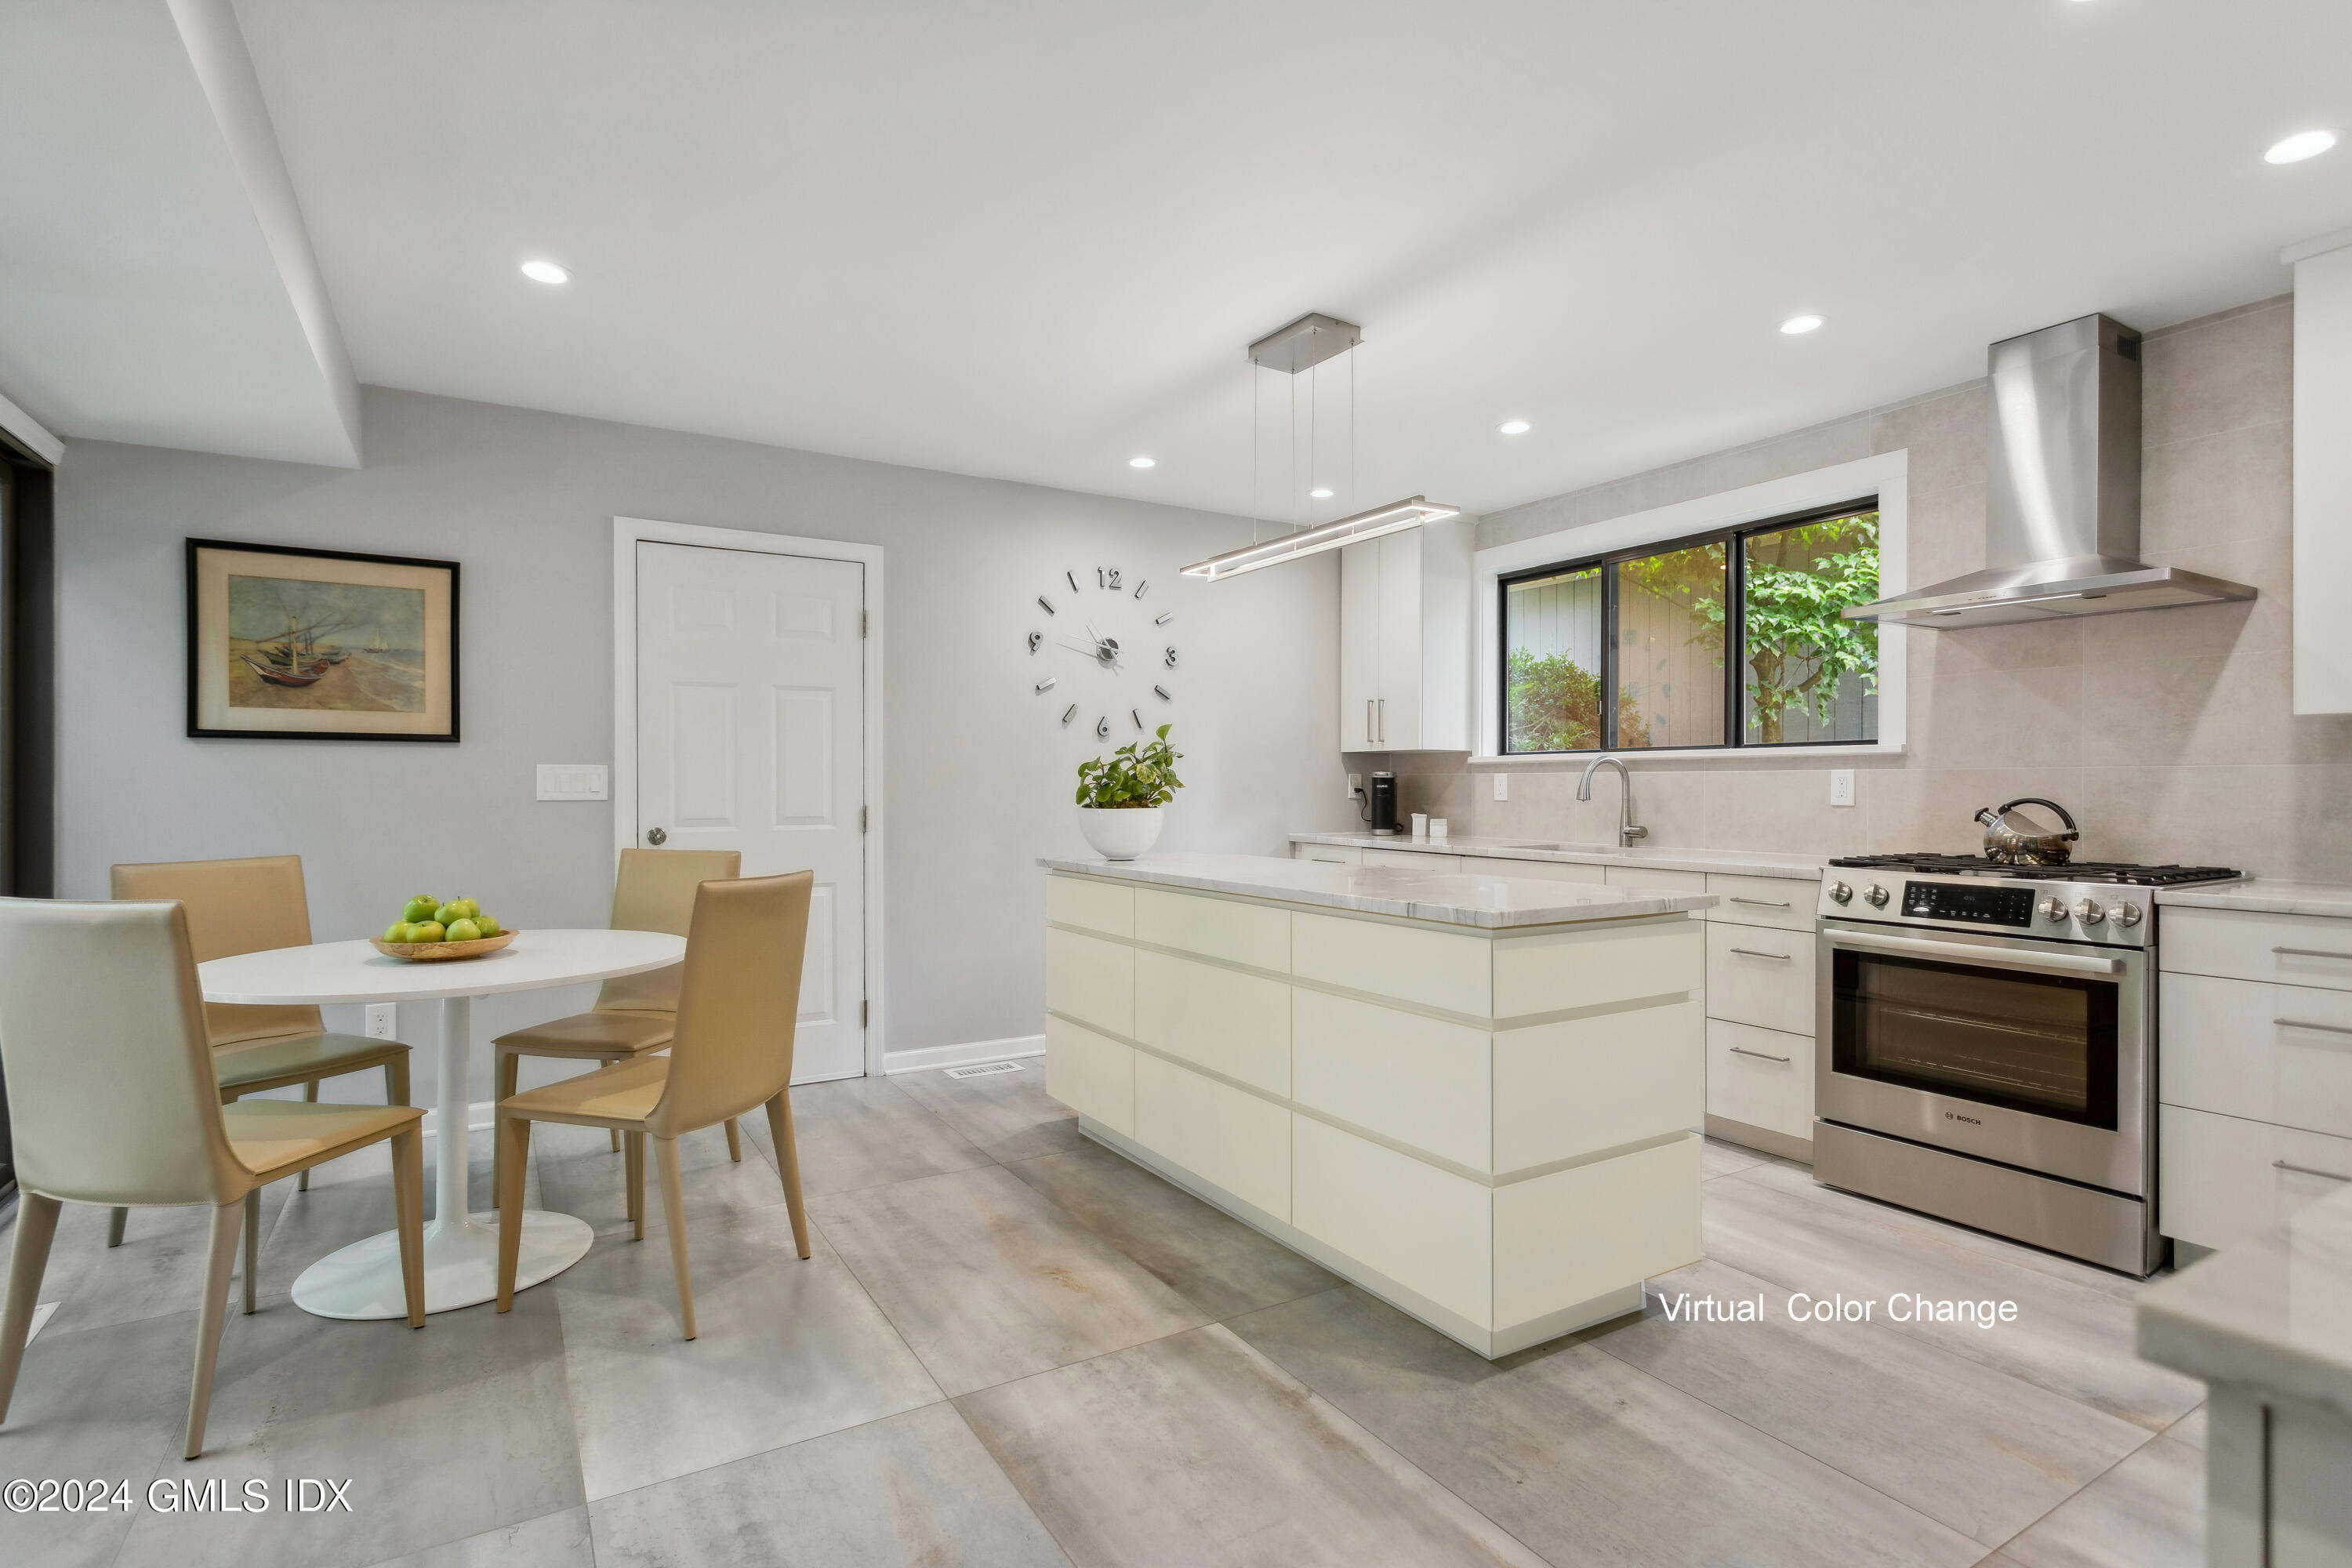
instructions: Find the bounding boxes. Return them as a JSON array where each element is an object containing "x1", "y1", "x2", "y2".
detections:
[
  {"x1": 2111, "y1": 900, "x2": 2143, "y2": 927},
  {"x1": 1864, "y1": 884, "x2": 1890, "y2": 908},
  {"x1": 1829, "y1": 880, "x2": 1853, "y2": 905},
  {"x1": 2038, "y1": 895, "x2": 2069, "y2": 923},
  {"x1": 2074, "y1": 898, "x2": 2106, "y2": 926}
]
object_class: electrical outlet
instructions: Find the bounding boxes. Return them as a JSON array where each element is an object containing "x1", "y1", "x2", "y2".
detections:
[
  {"x1": 1346, "y1": 771, "x2": 1363, "y2": 800},
  {"x1": 365, "y1": 1003, "x2": 397, "y2": 1040},
  {"x1": 1829, "y1": 769, "x2": 1856, "y2": 808},
  {"x1": 1492, "y1": 772, "x2": 1509, "y2": 801}
]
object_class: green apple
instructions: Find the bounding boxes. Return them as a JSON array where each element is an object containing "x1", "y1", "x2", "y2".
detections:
[
  {"x1": 433, "y1": 903, "x2": 463, "y2": 927},
  {"x1": 402, "y1": 895, "x2": 438, "y2": 924},
  {"x1": 452, "y1": 898, "x2": 481, "y2": 920},
  {"x1": 445, "y1": 917, "x2": 482, "y2": 942},
  {"x1": 383, "y1": 921, "x2": 412, "y2": 944},
  {"x1": 411, "y1": 920, "x2": 446, "y2": 944},
  {"x1": 474, "y1": 914, "x2": 501, "y2": 937}
]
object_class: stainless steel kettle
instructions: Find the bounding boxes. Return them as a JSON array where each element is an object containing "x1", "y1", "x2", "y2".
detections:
[{"x1": 1973, "y1": 797, "x2": 2080, "y2": 866}]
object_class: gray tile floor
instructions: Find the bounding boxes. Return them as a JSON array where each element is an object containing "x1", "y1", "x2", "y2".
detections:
[{"x1": 0, "y1": 1065, "x2": 2205, "y2": 1568}]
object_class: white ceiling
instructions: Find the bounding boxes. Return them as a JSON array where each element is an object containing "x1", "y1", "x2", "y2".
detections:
[{"x1": 9, "y1": 2, "x2": 2352, "y2": 514}]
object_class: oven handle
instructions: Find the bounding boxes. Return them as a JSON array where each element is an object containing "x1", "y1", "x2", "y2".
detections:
[{"x1": 1828, "y1": 928, "x2": 2125, "y2": 977}]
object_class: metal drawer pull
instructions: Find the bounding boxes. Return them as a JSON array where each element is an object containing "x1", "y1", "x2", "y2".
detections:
[
  {"x1": 2274, "y1": 1018, "x2": 2352, "y2": 1038},
  {"x1": 1728, "y1": 947, "x2": 1792, "y2": 960},
  {"x1": 1730, "y1": 897, "x2": 1791, "y2": 909},
  {"x1": 1727, "y1": 1044, "x2": 1791, "y2": 1063},
  {"x1": 2273, "y1": 1159, "x2": 2352, "y2": 1183},
  {"x1": 2274, "y1": 947, "x2": 2352, "y2": 961}
]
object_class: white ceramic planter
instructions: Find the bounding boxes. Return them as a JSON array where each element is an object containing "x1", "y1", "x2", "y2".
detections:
[{"x1": 1079, "y1": 806, "x2": 1163, "y2": 862}]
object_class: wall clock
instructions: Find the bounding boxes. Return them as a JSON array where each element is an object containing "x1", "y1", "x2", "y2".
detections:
[{"x1": 1029, "y1": 565, "x2": 1176, "y2": 739}]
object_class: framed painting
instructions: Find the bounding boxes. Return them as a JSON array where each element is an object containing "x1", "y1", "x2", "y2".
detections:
[{"x1": 187, "y1": 539, "x2": 460, "y2": 741}]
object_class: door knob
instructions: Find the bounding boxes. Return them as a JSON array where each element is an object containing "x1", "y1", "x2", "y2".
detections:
[{"x1": 646, "y1": 827, "x2": 667, "y2": 845}]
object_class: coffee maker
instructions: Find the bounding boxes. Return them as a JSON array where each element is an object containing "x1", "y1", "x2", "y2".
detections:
[{"x1": 1368, "y1": 771, "x2": 1399, "y2": 836}]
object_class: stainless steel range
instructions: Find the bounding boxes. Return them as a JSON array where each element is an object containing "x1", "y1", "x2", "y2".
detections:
[{"x1": 1813, "y1": 852, "x2": 2241, "y2": 1276}]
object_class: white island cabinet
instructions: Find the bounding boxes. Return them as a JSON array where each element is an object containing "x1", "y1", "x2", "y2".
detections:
[{"x1": 1040, "y1": 851, "x2": 1714, "y2": 1358}]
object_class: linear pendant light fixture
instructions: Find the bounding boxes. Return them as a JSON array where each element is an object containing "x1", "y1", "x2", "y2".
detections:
[{"x1": 1182, "y1": 312, "x2": 1459, "y2": 581}]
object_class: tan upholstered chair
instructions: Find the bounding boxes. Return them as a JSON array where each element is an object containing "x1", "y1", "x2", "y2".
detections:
[
  {"x1": 497, "y1": 871, "x2": 812, "y2": 1339},
  {"x1": 107, "y1": 855, "x2": 412, "y2": 1243},
  {"x1": 491, "y1": 848, "x2": 742, "y2": 1212},
  {"x1": 0, "y1": 899, "x2": 425, "y2": 1461}
]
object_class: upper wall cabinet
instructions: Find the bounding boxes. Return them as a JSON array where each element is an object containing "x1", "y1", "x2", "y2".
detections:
[
  {"x1": 1341, "y1": 519, "x2": 1473, "y2": 751},
  {"x1": 2292, "y1": 233, "x2": 2352, "y2": 714}
]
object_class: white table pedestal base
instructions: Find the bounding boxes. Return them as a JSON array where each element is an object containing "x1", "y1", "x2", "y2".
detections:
[{"x1": 290, "y1": 993, "x2": 595, "y2": 1319}]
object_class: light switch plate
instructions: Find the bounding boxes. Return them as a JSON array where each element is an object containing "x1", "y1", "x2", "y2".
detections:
[
  {"x1": 1493, "y1": 772, "x2": 1509, "y2": 801},
  {"x1": 1829, "y1": 769, "x2": 1856, "y2": 808},
  {"x1": 537, "y1": 764, "x2": 609, "y2": 802},
  {"x1": 365, "y1": 1003, "x2": 397, "y2": 1040}
]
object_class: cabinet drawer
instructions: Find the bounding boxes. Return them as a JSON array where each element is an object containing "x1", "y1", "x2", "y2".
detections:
[
  {"x1": 1293, "y1": 1115, "x2": 1490, "y2": 1325},
  {"x1": 1046, "y1": 873, "x2": 1134, "y2": 937},
  {"x1": 1044, "y1": 1014, "x2": 1134, "y2": 1136},
  {"x1": 2160, "y1": 973, "x2": 2352, "y2": 1139},
  {"x1": 1707, "y1": 1019, "x2": 1815, "y2": 1141},
  {"x1": 1044, "y1": 926, "x2": 1134, "y2": 1038},
  {"x1": 1294, "y1": 843, "x2": 1361, "y2": 865},
  {"x1": 1606, "y1": 864, "x2": 1710, "y2": 916},
  {"x1": 1494, "y1": 1136, "x2": 1700, "y2": 1329},
  {"x1": 1134, "y1": 949, "x2": 1290, "y2": 1096},
  {"x1": 1494, "y1": 999, "x2": 1703, "y2": 1171},
  {"x1": 1363, "y1": 847, "x2": 1461, "y2": 871},
  {"x1": 1134, "y1": 1054, "x2": 1290, "y2": 1221},
  {"x1": 2159, "y1": 1103, "x2": 2352, "y2": 1251},
  {"x1": 1293, "y1": 911, "x2": 1492, "y2": 1018},
  {"x1": 1706, "y1": 923, "x2": 1817, "y2": 1034},
  {"x1": 1293, "y1": 988, "x2": 1491, "y2": 1171},
  {"x1": 1706, "y1": 873, "x2": 1819, "y2": 932},
  {"x1": 1468, "y1": 857, "x2": 1606, "y2": 885},
  {"x1": 2161, "y1": 906, "x2": 2352, "y2": 993},
  {"x1": 1494, "y1": 919, "x2": 1704, "y2": 1019},
  {"x1": 1134, "y1": 887, "x2": 1289, "y2": 971}
]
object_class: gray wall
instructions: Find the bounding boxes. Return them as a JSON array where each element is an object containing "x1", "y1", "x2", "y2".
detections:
[
  {"x1": 57, "y1": 387, "x2": 1354, "y2": 1102},
  {"x1": 1370, "y1": 296, "x2": 2352, "y2": 881}
]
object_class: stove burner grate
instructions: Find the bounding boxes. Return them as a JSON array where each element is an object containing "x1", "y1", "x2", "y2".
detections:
[{"x1": 1827, "y1": 853, "x2": 2240, "y2": 887}]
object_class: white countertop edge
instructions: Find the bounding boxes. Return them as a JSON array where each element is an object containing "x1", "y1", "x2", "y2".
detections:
[
  {"x1": 1040, "y1": 854, "x2": 1717, "y2": 929},
  {"x1": 197, "y1": 930, "x2": 688, "y2": 1006},
  {"x1": 1289, "y1": 832, "x2": 1828, "y2": 881},
  {"x1": 2154, "y1": 879, "x2": 2352, "y2": 918}
]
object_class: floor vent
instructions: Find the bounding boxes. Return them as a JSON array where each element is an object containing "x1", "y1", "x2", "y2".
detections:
[{"x1": 945, "y1": 1060, "x2": 1025, "y2": 1080}]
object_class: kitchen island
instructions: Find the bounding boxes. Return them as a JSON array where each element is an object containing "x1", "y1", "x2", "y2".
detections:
[{"x1": 1038, "y1": 851, "x2": 1715, "y2": 1357}]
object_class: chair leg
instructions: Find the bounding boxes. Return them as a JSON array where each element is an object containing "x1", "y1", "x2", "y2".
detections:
[
  {"x1": 492, "y1": 1049, "x2": 521, "y2": 1196},
  {"x1": 298, "y1": 1080, "x2": 320, "y2": 1190},
  {"x1": 390, "y1": 1127, "x2": 426, "y2": 1329},
  {"x1": 184, "y1": 1200, "x2": 242, "y2": 1460},
  {"x1": 609, "y1": 1128, "x2": 622, "y2": 1153},
  {"x1": 0, "y1": 1192, "x2": 63, "y2": 1423},
  {"x1": 764, "y1": 1093, "x2": 812, "y2": 1261},
  {"x1": 625, "y1": 1132, "x2": 645, "y2": 1241},
  {"x1": 652, "y1": 1136, "x2": 695, "y2": 1340},
  {"x1": 107, "y1": 1207, "x2": 128, "y2": 1248},
  {"x1": 241, "y1": 1189, "x2": 260, "y2": 1315},
  {"x1": 387, "y1": 1054, "x2": 411, "y2": 1106},
  {"x1": 495, "y1": 1113, "x2": 532, "y2": 1313},
  {"x1": 724, "y1": 1117, "x2": 742, "y2": 1162}
]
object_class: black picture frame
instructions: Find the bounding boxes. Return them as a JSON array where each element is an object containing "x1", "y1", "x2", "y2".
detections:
[{"x1": 185, "y1": 538, "x2": 462, "y2": 742}]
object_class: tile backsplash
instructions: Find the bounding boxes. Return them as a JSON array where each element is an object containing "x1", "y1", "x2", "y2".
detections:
[{"x1": 1363, "y1": 296, "x2": 2350, "y2": 881}]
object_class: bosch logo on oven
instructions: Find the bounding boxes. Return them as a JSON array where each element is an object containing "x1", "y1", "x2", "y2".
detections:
[{"x1": 1945, "y1": 1111, "x2": 1983, "y2": 1126}]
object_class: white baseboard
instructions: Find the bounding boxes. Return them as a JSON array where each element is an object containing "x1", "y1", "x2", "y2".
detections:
[{"x1": 882, "y1": 1033, "x2": 1046, "y2": 1076}]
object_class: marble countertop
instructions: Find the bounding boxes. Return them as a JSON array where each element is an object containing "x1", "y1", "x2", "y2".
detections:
[
  {"x1": 1040, "y1": 852, "x2": 1718, "y2": 930},
  {"x1": 2155, "y1": 879, "x2": 2352, "y2": 918},
  {"x1": 2138, "y1": 1183, "x2": 2352, "y2": 1424},
  {"x1": 1289, "y1": 832, "x2": 1827, "y2": 881}
]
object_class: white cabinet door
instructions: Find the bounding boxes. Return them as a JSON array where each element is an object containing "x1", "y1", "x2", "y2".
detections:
[
  {"x1": 1339, "y1": 541, "x2": 1381, "y2": 750},
  {"x1": 1377, "y1": 531, "x2": 1422, "y2": 748}
]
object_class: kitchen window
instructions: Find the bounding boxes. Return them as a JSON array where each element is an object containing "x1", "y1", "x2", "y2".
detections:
[{"x1": 1500, "y1": 500, "x2": 1879, "y2": 753}]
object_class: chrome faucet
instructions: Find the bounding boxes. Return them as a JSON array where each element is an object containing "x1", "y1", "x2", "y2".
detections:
[{"x1": 1577, "y1": 755, "x2": 1649, "y2": 848}]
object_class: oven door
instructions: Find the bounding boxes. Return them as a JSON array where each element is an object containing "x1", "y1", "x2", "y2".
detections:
[{"x1": 1816, "y1": 920, "x2": 2148, "y2": 1196}]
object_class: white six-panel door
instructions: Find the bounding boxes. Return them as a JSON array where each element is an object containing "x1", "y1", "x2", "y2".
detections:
[{"x1": 634, "y1": 540, "x2": 866, "y2": 1081}]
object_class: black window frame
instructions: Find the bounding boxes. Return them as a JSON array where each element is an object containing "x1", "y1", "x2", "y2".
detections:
[{"x1": 1497, "y1": 495, "x2": 1878, "y2": 756}]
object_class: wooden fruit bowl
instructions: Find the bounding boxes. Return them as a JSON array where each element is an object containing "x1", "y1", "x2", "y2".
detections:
[{"x1": 370, "y1": 930, "x2": 519, "y2": 963}]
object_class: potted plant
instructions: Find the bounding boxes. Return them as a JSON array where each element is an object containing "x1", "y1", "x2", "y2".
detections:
[{"x1": 1074, "y1": 724, "x2": 1184, "y2": 861}]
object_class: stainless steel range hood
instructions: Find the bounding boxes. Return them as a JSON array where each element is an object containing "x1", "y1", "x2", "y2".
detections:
[{"x1": 1845, "y1": 313, "x2": 2256, "y2": 630}]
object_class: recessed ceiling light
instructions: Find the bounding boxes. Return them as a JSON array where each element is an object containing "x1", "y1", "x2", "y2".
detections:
[
  {"x1": 1128, "y1": 456, "x2": 1156, "y2": 469},
  {"x1": 519, "y1": 260, "x2": 571, "y2": 285},
  {"x1": 1780, "y1": 314, "x2": 1824, "y2": 335},
  {"x1": 2265, "y1": 129, "x2": 2339, "y2": 165},
  {"x1": 1498, "y1": 419, "x2": 1532, "y2": 435},
  {"x1": 1309, "y1": 487, "x2": 1334, "y2": 499}
]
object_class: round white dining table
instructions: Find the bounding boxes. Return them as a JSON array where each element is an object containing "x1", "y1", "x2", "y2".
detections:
[{"x1": 197, "y1": 928, "x2": 687, "y2": 1319}]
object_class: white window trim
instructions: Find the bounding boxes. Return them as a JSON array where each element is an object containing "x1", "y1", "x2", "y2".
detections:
[
  {"x1": 612, "y1": 515, "x2": 888, "y2": 1077},
  {"x1": 1470, "y1": 451, "x2": 1908, "y2": 763}
]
